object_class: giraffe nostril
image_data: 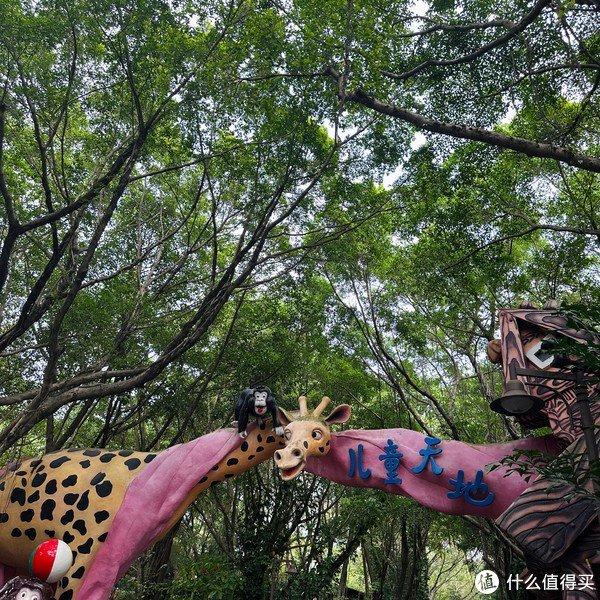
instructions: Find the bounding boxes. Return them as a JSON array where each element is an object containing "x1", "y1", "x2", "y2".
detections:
[
  {"x1": 292, "y1": 448, "x2": 302, "y2": 458},
  {"x1": 275, "y1": 451, "x2": 282, "y2": 461}
]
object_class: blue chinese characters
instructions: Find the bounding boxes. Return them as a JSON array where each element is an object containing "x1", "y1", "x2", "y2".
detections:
[
  {"x1": 348, "y1": 443, "x2": 371, "y2": 479},
  {"x1": 346, "y1": 436, "x2": 495, "y2": 507},
  {"x1": 378, "y1": 439, "x2": 403, "y2": 484},
  {"x1": 411, "y1": 436, "x2": 444, "y2": 475},
  {"x1": 447, "y1": 469, "x2": 495, "y2": 507}
]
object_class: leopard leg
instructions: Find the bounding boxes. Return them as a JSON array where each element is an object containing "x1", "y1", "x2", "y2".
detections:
[{"x1": 53, "y1": 553, "x2": 89, "y2": 600}]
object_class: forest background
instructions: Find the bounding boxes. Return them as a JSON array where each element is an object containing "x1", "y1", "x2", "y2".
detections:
[{"x1": 0, "y1": 0, "x2": 598, "y2": 597}]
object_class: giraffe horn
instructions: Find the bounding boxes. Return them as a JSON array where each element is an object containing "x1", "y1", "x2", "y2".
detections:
[
  {"x1": 313, "y1": 396, "x2": 331, "y2": 417},
  {"x1": 298, "y1": 395, "x2": 308, "y2": 416}
]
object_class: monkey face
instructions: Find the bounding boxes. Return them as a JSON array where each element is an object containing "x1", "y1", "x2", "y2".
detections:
[
  {"x1": 16, "y1": 589, "x2": 42, "y2": 600},
  {"x1": 253, "y1": 390, "x2": 268, "y2": 415}
]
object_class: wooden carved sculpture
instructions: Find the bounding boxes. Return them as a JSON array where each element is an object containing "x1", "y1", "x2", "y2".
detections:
[
  {"x1": 490, "y1": 305, "x2": 600, "y2": 600},
  {"x1": 0, "y1": 423, "x2": 284, "y2": 600},
  {"x1": 0, "y1": 576, "x2": 53, "y2": 600}
]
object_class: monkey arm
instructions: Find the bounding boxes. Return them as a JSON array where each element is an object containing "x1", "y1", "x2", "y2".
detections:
[
  {"x1": 269, "y1": 402, "x2": 284, "y2": 435},
  {"x1": 237, "y1": 405, "x2": 250, "y2": 436}
]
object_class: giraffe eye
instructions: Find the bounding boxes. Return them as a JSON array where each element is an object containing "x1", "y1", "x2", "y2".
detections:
[
  {"x1": 284, "y1": 429, "x2": 292, "y2": 440},
  {"x1": 312, "y1": 429, "x2": 323, "y2": 440}
]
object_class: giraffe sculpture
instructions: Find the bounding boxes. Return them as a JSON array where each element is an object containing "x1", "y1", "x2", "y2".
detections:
[
  {"x1": 276, "y1": 396, "x2": 598, "y2": 597},
  {"x1": 0, "y1": 422, "x2": 284, "y2": 600},
  {"x1": 0, "y1": 305, "x2": 596, "y2": 599}
]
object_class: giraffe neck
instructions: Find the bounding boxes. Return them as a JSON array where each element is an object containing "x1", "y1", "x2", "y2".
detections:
[{"x1": 156, "y1": 422, "x2": 284, "y2": 538}]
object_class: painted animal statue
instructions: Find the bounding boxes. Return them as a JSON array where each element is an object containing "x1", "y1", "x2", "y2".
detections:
[
  {"x1": 275, "y1": 394, "x2": 598, "y2": 599},
  {"x1": 0, "y1": 398, "x2": 579, "y2": 600},
  {"x1": 0, "y1": 422, "x2": 286, "y2": 599},
  {"x1": 274, "y1": 302, "x2": 600, "y2": 600},
  {"x1": 0, "y1": 305, "x2": 596, "y2": 599}
]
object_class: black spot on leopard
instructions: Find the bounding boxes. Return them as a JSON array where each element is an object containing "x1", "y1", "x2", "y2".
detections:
[
  {"x1": 124, "y1": 458, "x2": 141, "y2": 471},
  {"x1": 0, "y1": 513, "x2": 8, "y2": 523},
  {"x1": 267, "y1": 436, "x2": 275, "y2": 443},
  {"x1": 61, "y1": 577, "x2": 69, "y2": 588},
  {"x1": 144, "y1": 454, "x2": 156, "y2": 464},
  {"x1": 256, "y1": 446, "x2": 264, "y2": 452},
  {"x1": 226, "y1": 458, "x2": 239, "y2": 466},
  {"x1": 24, "y1": 528, "x2": 36, "y2": 541},
  {"x1": 0, "y1": 481, "x2": 4, "y2": 491},
  {"x1": 72, "y1": 566, "x2": 85, "y2": 579},
  {"x1": 40, "y1": 499, "x2": 56, "y2": 520},
  {"x1": 318, "y1": 446, "x2": 325, "y2": 453},
  {"x1": 27, "y1": 490, "x2": 40, "y2": 503},
  {"x1": 16, "y1": 470, "x2": 27, "y2": 476},
  {"x1": 119, "y1": 450, "x2": 133, "y2": 457},
  {"x1": 257, "y1": 434, "x2": 262, "y2": 442},
  {"x1": 247, "y1": 454, "x2": 255, "y2": 461},
  {"x1": 64, "y1": 493, "x2": 79, "y2": 505},
  {"x1": 20, "y1": 509, "x2": 34, "y2": 522},
  {"x1": 60, "y1": 510, "x2": 74, "y2": 525},
  {"x1": 259, "y1": 422, "x2": 266, "y2": 430},
  {"x1": 90, "y1": 473, "x2": 105, "y2": 485},
  {"x1": 62, "y1": 474, "x2": 77, "y2": 488},
  {"x1": 199, "y1": 476, "x2": 208, "y2": 484},
  {"x1": 241, "y1": 441, "x2": 249, "y2": 451},
  {"x1": 63, "y1": 531, "x2": 75, "y2": 544},
  {"x1": 76, "y1": 490, "x2": 90, "y2": 511},
  {"x1": 21, "y1": 477, "x2": 27, "y2": 486},
  {"x1": 45, "y1": 479, "x2": 57, "y2": 494},
  {"x1": 32, "y1": 472, "x2": 47, "y2": 488},
  {"x1": 99, "y1": 453, "x2": 116, "y2": 463},
  {"x1": 44, "y1": 529, "x2": 55, "y2": 537},
  {"x1": 79, "y1": 460, "x2": 91, "y2": 468},
  {"x1": 58, "y1": 590, "x2": 73, "y2": 600},
  {"x1": 11, "y1": 528, "x2": 21, "y2": 537},
  {"x1": 73, "y1": 519, "x2": 87, "y2": 535},
  {"x1": 83, "y1": 449, "x2": 101, "y2": 457},
  {"x1": 49, "y1": 456, "x2": 71, "y2": 468},
  {"x1": 30, "y1": 459, "x2": 42, "y2": 469},
  {"x1": 78, "y1": 538, "x2": 93, "y2": 554},
  {"x1": 10, "y1": 488, "x2": 25, "y2": 506},
  {"x1": 303, "y1": 441, "x2": 308, "y2": 449},
  {"x1": 98, "y1": 532, "x2": 108, "y2": 542},
  {"x1": 211, "y1": 465, "x2": 219, "y2": 471},
  {"x1": 95, "y1": 480, "x2": 113, "y2": 498},
  {"x1": 94, "y1": 510, "x2": 109, "y2": 524},
  {"x1": 225, "y1": 473, "x2": 235, "y2": 479}
]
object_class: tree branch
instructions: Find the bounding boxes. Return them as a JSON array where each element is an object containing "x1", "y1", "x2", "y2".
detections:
[{"x1": 345, "y1": 87, "x2": 600, "y2": 173}]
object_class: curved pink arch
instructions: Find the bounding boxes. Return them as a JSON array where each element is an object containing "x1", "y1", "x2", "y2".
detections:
[{"x1": 306, "y1": 429, "x2": 562, "y2": 518}]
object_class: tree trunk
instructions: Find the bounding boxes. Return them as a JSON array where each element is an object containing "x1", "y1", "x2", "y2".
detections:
[{"x1": 339, "y1": 556, "x2": 349, "y2": 599}]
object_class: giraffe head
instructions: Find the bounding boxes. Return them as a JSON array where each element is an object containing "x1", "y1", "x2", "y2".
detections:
[{"x1": 274, "y1": 396, "x2": 351, "y2": 480}]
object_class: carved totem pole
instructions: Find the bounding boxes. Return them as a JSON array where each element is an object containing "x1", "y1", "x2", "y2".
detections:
[{"x1": 488, "y1": 304, "x2": 600, "y2": 599}]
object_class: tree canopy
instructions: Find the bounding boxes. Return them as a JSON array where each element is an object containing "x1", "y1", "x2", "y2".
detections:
[{"x1": 0, "y1": 0, "x2": 598, "y2": 597}]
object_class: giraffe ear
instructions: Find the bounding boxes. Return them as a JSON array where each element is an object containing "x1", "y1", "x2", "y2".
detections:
[
  {"x1": 323, "y1": 404, "x2": 351, "y2": 425},
  {"x1": 277, "y1": 407, "x2": 294, "y2": 426}
]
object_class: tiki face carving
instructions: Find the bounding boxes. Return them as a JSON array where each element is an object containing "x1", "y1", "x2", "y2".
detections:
[
  {"x1": 274, "y1": 396, "x2": 351, "y2": 480},
  {"x1": 0, "y1": 577, "x2": 52, "y2": 600}
]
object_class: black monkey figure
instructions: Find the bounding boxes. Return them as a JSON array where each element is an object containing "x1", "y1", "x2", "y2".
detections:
[
  {"x1": 235, "y1": 386, "x2": 283, "y2": 438},
  {"x1": 0, "y1": 576, "x2": 53, "y2": 600}
]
